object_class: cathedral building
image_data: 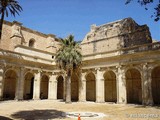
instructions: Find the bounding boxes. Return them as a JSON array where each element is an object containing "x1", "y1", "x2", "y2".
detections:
[{"x1": 0, "y1": 18, "x2": 159, "y2": 105}]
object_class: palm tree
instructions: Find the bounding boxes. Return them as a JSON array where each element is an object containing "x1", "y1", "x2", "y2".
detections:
[
  {"x1": 55, "y1": 35, "x2": 82, "y2": 103},
  {"x1": 0, "y1": 0, "x2": 22, "y2": 39}
]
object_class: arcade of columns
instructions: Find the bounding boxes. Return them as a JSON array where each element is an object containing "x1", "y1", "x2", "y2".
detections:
[{"x1": 0, "y1": 62, "x2": 160, "y2": 105}]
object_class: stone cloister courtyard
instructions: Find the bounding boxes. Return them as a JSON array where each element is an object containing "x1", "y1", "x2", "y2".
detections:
[
  {"x1": 0, "y1": 18, "x2": 160, "y2": 119},
  {"x1": 0, "y1": 100, "x2": 160, "y2": 120}
]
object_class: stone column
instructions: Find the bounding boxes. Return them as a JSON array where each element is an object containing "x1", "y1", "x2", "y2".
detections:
[
  {"x1": 15, "y1": 67, "x2": 25, "y2": 100},
  {"x1": 79, "y1": 72, "x2": 86, "y2": 102},
  {"x1": 96, "y1": 68, "x2": 105, "y2": 103},
  {"x1": 141, "y1": 63, "x2": 153, "y2": 105},
  {"x1": 33, "y1": 71, "x2": 41, "y2": 100},
  {"x1": 63, "y1": 76, "x2": 66, "y2": 101},
  {"x1": 117, "y1": 66, "x2": 127, "y2": 104},
  {"x1": 0, "y1": 67, "x2": 4, "y2": 100},
  {"x1": 15, "y1": 71, "x2": 19, "y2": 100},
  {"x1": 48, "y1": 74, "x2": 57, "y2": 100}
]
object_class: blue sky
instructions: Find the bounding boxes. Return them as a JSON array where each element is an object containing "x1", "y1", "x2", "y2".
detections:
[{"x1": 5, "y1": 0, "x2": 160, "y2": 41}]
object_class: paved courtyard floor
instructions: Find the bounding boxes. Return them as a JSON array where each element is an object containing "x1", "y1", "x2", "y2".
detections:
[{"x1": 0, "y1": 100, "x2": 160, "y2": 120}]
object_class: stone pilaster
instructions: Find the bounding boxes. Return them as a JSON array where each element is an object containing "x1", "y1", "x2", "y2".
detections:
[
  {"x1": 79, "y1": 72, "x2": 86, "y2": 102},
  {"x1": 117, "y1": 66, "x2": 127, "y2": 104},
  {"x1": 96, "y1": 68, "x2": 105, "y2": 103},
  {"x1": 141, "y1": 63, "x2": 153, "y2": 105},
  {"x1": 33, "y1": 71, "x2": 41, "y2": 100},
  {"x1": 10, "y1": 21, "x2": 22, "y2": 50},
  {"x1": 48, "y1": 74, "x2": 57, "y2": 100},
  {"x1": 0, "y1": 67, "x2": 4, "y2": 100},
  {"x1": 47, "y1": 34, "x2": 57, "y2": 53},
  {"x1": 15, "y1": 67, "x2": 25, "y2": 100}
]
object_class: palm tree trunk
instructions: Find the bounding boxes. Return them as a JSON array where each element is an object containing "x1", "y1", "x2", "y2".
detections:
[
  {"x1": 0, "y1": 10, "x2": 5, "y2": 40},
  {"x1": 66, "y1": 69, "x2": 71, "y2": 103}
]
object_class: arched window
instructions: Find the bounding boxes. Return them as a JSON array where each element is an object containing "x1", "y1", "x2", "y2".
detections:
[{"x1": 29, "y1": 39, "x2": 35, "y2": 48}]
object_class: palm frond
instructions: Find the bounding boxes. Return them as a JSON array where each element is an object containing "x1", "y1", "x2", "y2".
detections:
[
  {"x1": 55, "y1": 35, "x2": 82, "y2": 71},
  {"x1": 0, "y1": 0, "x2": 23, "y2": 17}
]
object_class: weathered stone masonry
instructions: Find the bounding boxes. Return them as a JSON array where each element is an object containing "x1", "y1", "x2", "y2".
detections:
[{"x1": 0, "y1": 18, "x2": 160, "y2": 105}]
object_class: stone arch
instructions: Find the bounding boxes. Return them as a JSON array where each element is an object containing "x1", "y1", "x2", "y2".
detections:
[
  {"x1": 3, "y1": 69, "x2": 17, "y2": 100},
  {"x1": 104, "y1": 70, "x2": 117, "y2": 102},
  {"x1": 57, "y1": 75, "x2": 64, "y2": 99},
  {"x1": 86, "y1": 72, "x2": 96, "y2": 102},
  {"x1": 40, "y1": 74, "x2": 49, "y2": 99},
  {"x1": 29, "y1": 38, "x2": 35, "y2": 48},
  {"x1": 151, "y1": 66, "x2": 160, "y2": 104},
  {"x1": 126, "y1": 68, "x2": 142, "y2": 104},
  {"x1": 124, "y1": 66, "x2": 142, "y2": 76},
  {"x1": 24, "y1": 72, "x2": 34, "y2": 100},
  {"x1": 71, "y1": 72, "x2": 79, "y2": 101}
]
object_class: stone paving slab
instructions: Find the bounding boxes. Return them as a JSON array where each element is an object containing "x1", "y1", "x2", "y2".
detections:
[{"x1": 0, "y1": 100, "x2": 160, "y2": 120}]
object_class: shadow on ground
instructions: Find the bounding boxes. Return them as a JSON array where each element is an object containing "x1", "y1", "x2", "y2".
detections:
[
  {"x1": 11, "y1": 109, "x2": 66, "y2": 120},
  {"x1": 133, "y1": 104, "x2": 160, "y2": 110},
  {"x1": 0, "y1": 116, "x2": 12, "y2": 120}
]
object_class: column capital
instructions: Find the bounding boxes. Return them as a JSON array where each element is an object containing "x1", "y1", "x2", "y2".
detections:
[
  {"x1": 95, "y1": 67, "x2": 101, "y2": 71},
  {"x1": 116, "y1": 65, "x2": 122, "y2": 69},
  {"x1": 142, "y1": 63, "x2": 148, "y2": 68},
  {"x1": 38, "y1": 69, "x2": 43, "y2": 73},
  {"x1": 0, "y1": 63, "x2": 5, "y2": 69},
  {"x1": 95, "y1": 67, "x2": 107, "y2": 72},
  {"x1": 141, "y1": 63, "x2": 152, "y2": 74},
  {"x1": 52, "y1": 71, "x2": 64, "y2": 76},
  {"x1": 20, "y1": 67, "x2": 25, "y2": 71},
  {"x1": 49, "y1": 74, "x2": 57, "y2": 82},
  {"x1": 33, "y1": 69, "x2": 42, "y2": 74},
  {"x1": 82, "y1": 72, "x2": 87, "y2": 76}
]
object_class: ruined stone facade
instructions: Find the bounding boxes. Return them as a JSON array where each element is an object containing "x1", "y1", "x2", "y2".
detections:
[{"x1": 0, "y1": 18, "x2": 159, "y2": 105}]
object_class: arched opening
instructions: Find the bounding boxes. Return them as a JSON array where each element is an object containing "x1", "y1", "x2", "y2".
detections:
[
  {"x1": 40, "y1": 75, "x2": 49, "y2": 99},
  {"x1": 86, "y1": 72, "x2": 96, "y2": 102},
  {"x1": 71, "y1": 72, "x2": 79, "y2": 101},
  {"x1": 126, "y1": 68, "x2": 142, "y2": 104},
  {"x1": 152, "y1": 66, "x2": 160, "y2": 104},
  {"x1": 29, "y1": 39, "x2": 35, "y2": 48},
  {"x1": 57, "y1": 75, "x2": 64, "y2": 99},
  {"x1": 3, "y1": 70, "x2": 17, "y2": 100},
  {"x1": 24, "y1": 72, "x2": 34, "y2": 100},
  {"x1": 104, "y1": 71, "x2": 117, "y2": 102}
]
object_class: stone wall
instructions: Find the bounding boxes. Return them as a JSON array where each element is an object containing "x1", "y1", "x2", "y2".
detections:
[
  {"x1": 0, "y1": 23, "x2": 12, "y2": 50},
  {"x1": 0, "y1": 18, "x2": 159, "y2": 105},
  {"x1": 0, "y1": 21, "x2": 60, "y2": 54},
  {"x1": 81, "y1": 18, "x2": 152, "y2": 55},
  {"x1": 0, "y1": 18, "x2": 152, "y2": 56}
]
